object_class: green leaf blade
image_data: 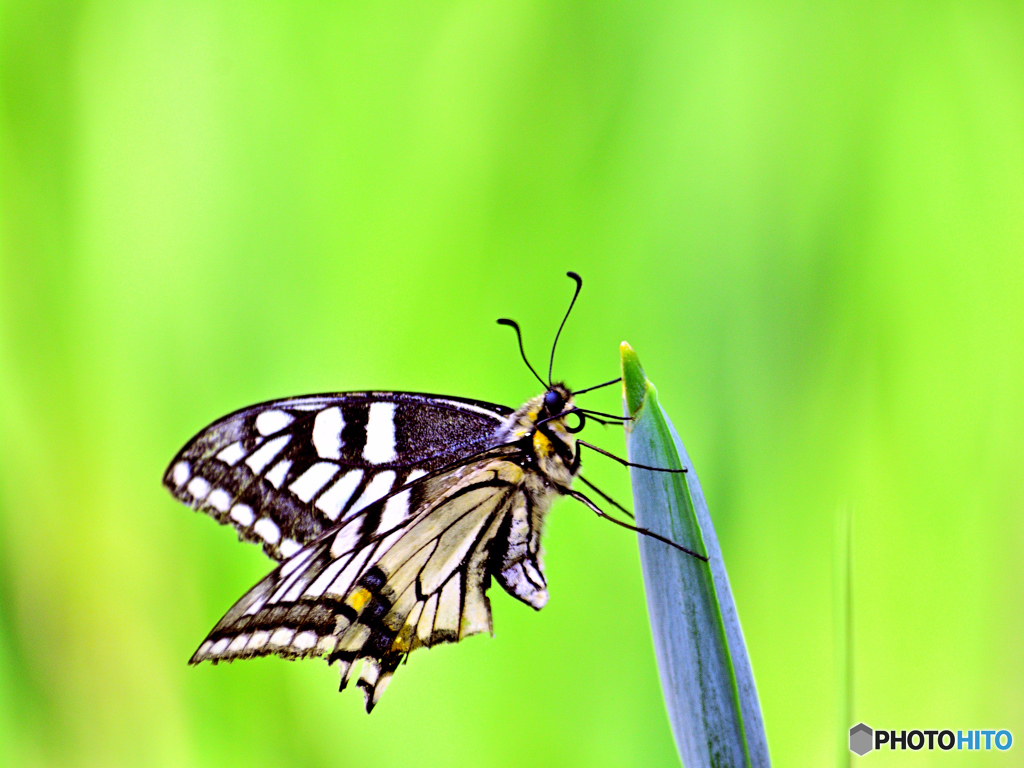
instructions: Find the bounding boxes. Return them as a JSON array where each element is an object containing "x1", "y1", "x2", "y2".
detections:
[{"x1": 621, "y1": 342, "x2": 770, "y2": 768}]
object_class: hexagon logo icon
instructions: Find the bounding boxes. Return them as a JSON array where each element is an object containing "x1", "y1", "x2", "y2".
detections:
[{"x1": 850, "y1": 723, "x2": 873, "y2": 756}]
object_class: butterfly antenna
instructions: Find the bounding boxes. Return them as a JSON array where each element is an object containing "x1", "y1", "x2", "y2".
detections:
[
  {"x1": 497, "y1": 318, "x2": 547, "y2": 390},
  {"x1": 548, "y1": 271, "x2": 583, "y2": 385}
]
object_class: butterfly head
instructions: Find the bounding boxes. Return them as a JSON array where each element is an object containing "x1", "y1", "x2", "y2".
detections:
[
  {"x1": 541, "y1": 384, "x2": 568, "y2": 419},
  {"x1": 495, "y1": 272, "x2": 590, "y2": 484},
  {"x1": 495, "y1": 383, "x2": 581, "y2": 487}
]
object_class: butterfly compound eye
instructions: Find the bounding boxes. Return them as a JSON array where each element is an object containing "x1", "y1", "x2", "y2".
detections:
[{"x1": 543, "y1": 389, "x2": 564, "y2": 414}]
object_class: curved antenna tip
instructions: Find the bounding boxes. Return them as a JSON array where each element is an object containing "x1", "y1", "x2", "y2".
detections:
[
  {"x1": 497, "y1": 318, "x2": 547, "y2": 389},
  {"x1": 549, "y1": 272, "x2": 585, "y2": 384}
]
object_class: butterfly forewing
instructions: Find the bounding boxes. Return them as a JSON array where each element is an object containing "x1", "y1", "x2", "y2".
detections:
[
  {"x1": 190, "y1": 457, "x2": 524, "y2": 711},
  {"x1": 163, "y1": 392, "x2": 512, "y2": 560}
]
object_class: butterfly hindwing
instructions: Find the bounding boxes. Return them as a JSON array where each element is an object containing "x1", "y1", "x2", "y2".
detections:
[
  {"x1": 163, "y1": 392, "x2": 512, "y2": 560},
  {"x1": 190, "y1": 457, "x2": 525, "y2": 711}
]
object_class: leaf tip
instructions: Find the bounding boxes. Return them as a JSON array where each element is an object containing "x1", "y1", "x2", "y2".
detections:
[{"x1": 619, "y1": 341, "x2": 647, "y2": 418}]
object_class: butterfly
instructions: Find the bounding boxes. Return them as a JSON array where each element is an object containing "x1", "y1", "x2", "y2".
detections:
[{"x1": 163, "y1": 272, "x2": 703, "y2": 712}]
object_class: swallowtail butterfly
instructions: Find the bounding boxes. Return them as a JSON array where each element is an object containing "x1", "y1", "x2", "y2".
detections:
[{"x1": 164, "y1": 273, "x2": 702, "y2": 712}]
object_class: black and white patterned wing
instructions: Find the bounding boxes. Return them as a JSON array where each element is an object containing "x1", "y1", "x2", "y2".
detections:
[
  {"x1": 163, "y1": 392, "x2": 512, "y2": 560},
  {"x1": 190, "y1": 458, "x2": 527, "y2": 712}
]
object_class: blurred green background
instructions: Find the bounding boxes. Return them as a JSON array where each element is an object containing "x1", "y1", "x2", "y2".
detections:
[{"x1": 3, "y1": 2, "x2": 1023, "y2": 766}]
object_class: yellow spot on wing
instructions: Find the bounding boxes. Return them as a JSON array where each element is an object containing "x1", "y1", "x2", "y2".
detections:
[{"x1": 347, "y1": 587, "x2": 371, "y2": 611}]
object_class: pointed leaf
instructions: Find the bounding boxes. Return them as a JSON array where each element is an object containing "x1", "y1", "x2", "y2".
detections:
[{"x1": 622, "y1": 342, "x2": 770, "y2": 768}]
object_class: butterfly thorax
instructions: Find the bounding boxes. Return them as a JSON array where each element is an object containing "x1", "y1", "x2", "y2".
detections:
[{"x1": 494, "y1": 383, "x2": 579, "y2": 490}]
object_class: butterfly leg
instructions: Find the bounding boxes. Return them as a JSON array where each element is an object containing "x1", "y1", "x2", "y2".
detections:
[
  {"x1": 564, "y1": 487, "x2": 708, "y2": 562},
  {"x1": 577, "y1": 475, "x2": 634, "y2": 520},
  {"x1": 577, "y1": 440, "x2": 687, "y2": 474}
]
